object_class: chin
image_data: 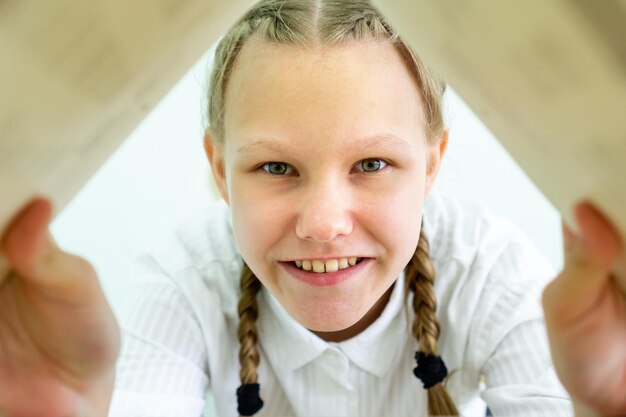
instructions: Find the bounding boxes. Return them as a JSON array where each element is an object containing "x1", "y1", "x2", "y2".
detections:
[{"x1": 290, "y1": 299, "x2": 367, "y2": 332}]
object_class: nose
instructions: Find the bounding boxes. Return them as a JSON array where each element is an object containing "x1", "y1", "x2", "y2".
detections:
[{"x1": 295, "y1": 179, "x2": 353, "y2": 242}]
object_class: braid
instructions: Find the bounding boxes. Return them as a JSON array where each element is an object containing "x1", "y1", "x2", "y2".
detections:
[
  {"x1": 405, "y1": 228, "x2": 459, "y2": 416},
  {"x1": 236, "y1": 262, "x2": 264, "y2": 416}
]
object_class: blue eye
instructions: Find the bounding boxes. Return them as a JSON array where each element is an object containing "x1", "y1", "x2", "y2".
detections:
[
  {"x1": 356, "y1": 158, "x2": 387, "y2": 173},
  {"x1": 262, "y1": 162, "x2": 293, "y2": 175}
]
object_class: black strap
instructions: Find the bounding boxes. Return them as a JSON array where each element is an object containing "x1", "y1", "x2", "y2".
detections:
[
  {"x1": 237, "y1": 383, "x2": 264, "y2": 416},
  {"x1": 413, "y1": 351, "x2": 448, "y2": 389}
]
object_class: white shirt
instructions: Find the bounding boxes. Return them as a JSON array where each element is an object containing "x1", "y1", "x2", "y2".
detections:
[{"x1": 108, "y1": 191, "x2": 572, "y2": 417}]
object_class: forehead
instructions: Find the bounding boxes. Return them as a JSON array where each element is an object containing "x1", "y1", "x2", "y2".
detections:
[{"x1": 223, "y1": 36, "x2": 426, "y2": 145}]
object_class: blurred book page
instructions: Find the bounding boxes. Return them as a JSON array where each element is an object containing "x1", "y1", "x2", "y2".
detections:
[
  {"x1": 372, "y1": 0, "x2": 626, "y2": 234},
  {"x1": 0, "y1": 0, "x2": 252, "y2": 233}
]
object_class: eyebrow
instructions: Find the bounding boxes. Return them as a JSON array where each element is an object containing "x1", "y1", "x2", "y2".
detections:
[{"x1": 235, "y1": 134, "x2": 414, "y2": 156}]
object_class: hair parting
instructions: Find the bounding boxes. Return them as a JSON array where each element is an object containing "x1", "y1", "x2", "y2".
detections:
[{"x1": 206, "y1": 0, "x2": 446, "y2": 143}]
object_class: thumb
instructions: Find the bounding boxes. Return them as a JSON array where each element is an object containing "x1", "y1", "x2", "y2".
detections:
[
  {"x1": 571, "y1": 201, "x2": 623, "y2": 270},
  {"x1": 1, "y1": 197, "x2": 56, "y2": 282},
  {"x1": 543, "y1": 201, "x2": 623, "y2": 325},
  {"x1": 1, "y1": 198, "x2": 100, "y2": 300}
]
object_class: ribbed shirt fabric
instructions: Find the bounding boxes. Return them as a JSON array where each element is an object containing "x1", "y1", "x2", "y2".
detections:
[{"x1": 108, "y1": 191, "x2": 572, "y2": 417}]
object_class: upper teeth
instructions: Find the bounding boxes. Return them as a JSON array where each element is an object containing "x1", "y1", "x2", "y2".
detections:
[{"x1": 295, "y1": 257, "x2": 360, "y2": 273}]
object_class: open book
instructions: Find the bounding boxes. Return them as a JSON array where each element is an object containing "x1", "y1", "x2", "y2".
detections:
[
  {"x1": 2, "y1": 1, "x2": 625, "y2": 265},
  {"x1": 0, "y1": 0, "x2": 253, "y2": 234},
  {"x1": 372, "y1": 0, "x2": 626, "y2": 236}
]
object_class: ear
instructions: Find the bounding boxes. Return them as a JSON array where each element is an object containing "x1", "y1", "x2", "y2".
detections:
[
  {"x1": 425, "y1": 128, "x2": 449, "y2": 196},
  {"x1": 204, "y1": 130, "x2": 230, "y2": 203}
]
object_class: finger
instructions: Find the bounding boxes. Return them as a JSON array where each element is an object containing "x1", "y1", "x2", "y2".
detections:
[
  {"x1": 0, "y1": 197, "x2": 50, "y2": 287},
  {"x1": 1, "y1": 197, "x2": 103, "y2": 303},
  {"x1": 543, "y1": 202, "x2": 622, "y2": 325},
  {"x1": 1, "y1": 197, "x2": 55, "y2": 280},
  {"x1": 574, "y1": 201, "x2": 623, "y2": 269}
]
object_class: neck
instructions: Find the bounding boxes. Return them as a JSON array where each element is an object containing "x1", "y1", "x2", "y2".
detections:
[{"x1": 312, "y1": 281, "x2": 395, "y2": 343}]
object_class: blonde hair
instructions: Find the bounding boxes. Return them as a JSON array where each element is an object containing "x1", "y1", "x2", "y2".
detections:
[{"x1": 207, "y1": 1, "x2": 456, "y2": 415}]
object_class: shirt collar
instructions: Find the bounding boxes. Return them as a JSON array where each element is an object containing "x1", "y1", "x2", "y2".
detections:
[
  {"x1": 257, "y1": 272, "x2": 409, "y2": 378},
  {"x1": 258, "y1": 287, "x2": 327, "y2": 370},
  {"x1": 335, "y1": 271, "x2": 409, "y2": 377}
]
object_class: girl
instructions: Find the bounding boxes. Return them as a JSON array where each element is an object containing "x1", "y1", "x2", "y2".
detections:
[{"x1": 1, "y1": 1, "x2": 624, "y2": 416}]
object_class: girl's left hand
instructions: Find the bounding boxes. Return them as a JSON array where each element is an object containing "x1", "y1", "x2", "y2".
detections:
[{"x1": 542, "y1": 201, "x2": 626, "y2": 417}]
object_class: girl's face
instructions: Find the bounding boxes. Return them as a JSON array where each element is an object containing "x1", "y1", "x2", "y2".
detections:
[{"x1": 206, "y1": 37, "x2": 446, "y2": 336}]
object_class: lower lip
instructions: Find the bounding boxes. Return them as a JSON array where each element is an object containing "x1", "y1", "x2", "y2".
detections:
[{"x1": 280, "y1": 259, "x2": 373, "y2": 287}]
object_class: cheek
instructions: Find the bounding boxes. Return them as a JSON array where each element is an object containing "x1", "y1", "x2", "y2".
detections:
[
  {"x1": 360, "y1": 170, "x2": 425, "y2": 256},
  {"x1": 229, "y1": 178, "x2": 291, "y2": 265}
]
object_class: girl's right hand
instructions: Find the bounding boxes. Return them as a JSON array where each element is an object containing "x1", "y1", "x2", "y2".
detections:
[{"x1": 0, "y1": 197, "x2": 120, "y2": 416}]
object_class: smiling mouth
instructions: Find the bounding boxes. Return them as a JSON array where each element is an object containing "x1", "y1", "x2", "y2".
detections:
[{"x1": 291, "y1": 257, "x2": 364, "y2": 273}]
